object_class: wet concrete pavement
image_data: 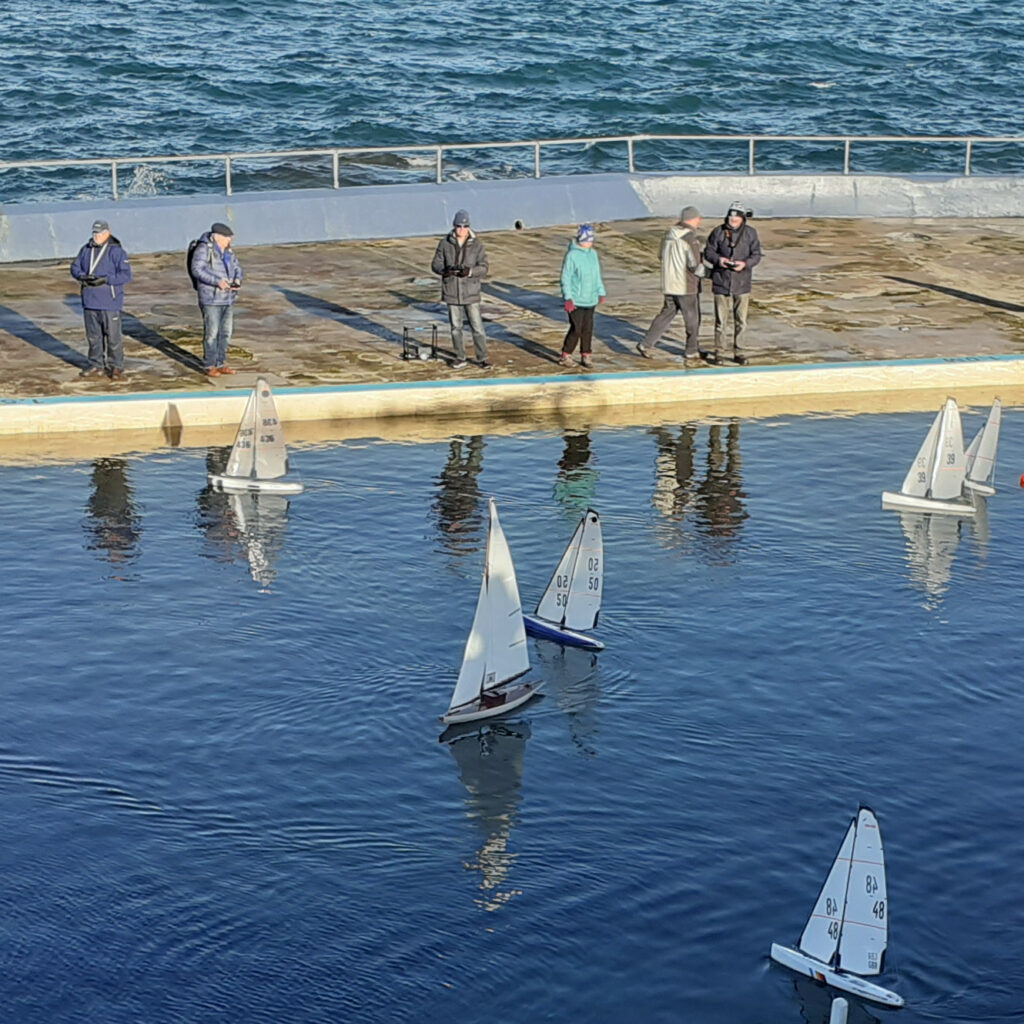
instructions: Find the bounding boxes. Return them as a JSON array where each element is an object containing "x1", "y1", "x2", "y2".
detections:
[{"x1": 2, "y1": 216, "x2": 1023, "y2": 399}]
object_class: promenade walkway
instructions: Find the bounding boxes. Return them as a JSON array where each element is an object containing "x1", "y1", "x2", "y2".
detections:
[{"x1": 2, "y1": 216, "x2": 1023, "y2": 402}]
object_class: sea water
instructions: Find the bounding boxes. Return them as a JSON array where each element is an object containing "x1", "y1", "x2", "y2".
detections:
[
  {"x1": 4, "y1": 0, "x2": 1024, "y2": 200},
  {"x1": 1, "y1": 405, "x2": 1022, "y2": 1023}
]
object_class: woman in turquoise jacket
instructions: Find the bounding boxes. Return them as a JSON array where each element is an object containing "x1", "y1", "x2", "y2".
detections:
[{"x1": 559, "y1": 224, "x2": 606, "y2": 369}]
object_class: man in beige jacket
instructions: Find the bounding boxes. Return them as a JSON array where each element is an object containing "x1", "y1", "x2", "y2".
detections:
[{"x1": 637, "y1": 205, "x2": 706, "y2": 366}]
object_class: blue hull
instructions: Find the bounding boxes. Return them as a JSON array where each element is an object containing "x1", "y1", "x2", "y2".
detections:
[{"x1": 523, "y1": 613, "x2": 604, "y2": 651}]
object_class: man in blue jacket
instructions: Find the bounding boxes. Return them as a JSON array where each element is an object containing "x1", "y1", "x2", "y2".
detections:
[
  {"x1": 190, "y1": 222, "x2": 243, "y2": 377},
  {"x1": 70, "y1": 219, "x2": 132, "y2": 379}
]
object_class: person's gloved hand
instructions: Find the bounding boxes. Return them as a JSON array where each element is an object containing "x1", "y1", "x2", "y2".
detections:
[
  {"x1": 457, "y1": 267, "x2": 472, "y2": 277},
  {"x1": 598, "y1": 295, "x2": 605, "y2": 304},
  {"x1": 83, "y1": 275, "x2": 107, "y2": 286},
  {"x1": 563, "y1": 300, "x2": 575, "y2": 312}
]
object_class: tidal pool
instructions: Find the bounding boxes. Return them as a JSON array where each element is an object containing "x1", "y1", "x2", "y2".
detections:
[{"x1": 1, "y1": 404, "x2": 1022, "y2": 1023}]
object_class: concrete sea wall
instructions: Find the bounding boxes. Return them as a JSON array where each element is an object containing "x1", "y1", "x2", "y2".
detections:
[{"x1": 3, "y1": 171, "x2": 1024, "y2": 263}]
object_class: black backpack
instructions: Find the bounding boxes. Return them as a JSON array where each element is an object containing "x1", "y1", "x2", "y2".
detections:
[{"x1": 186, "y1": 238, "x2": 213, "y2": 290}]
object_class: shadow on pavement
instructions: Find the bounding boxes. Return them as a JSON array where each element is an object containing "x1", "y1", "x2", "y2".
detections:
[
  {"x1": 121, "y1": 314, "x2": 205, "y2": 373},
  {"x1": 277, "y1": 287, "x2": 405, "y2": 347},
  {"x1": 885, "y1": 276, "x2": 1024, "y2": 314},
  {"x1": 0, "y1": 303, "x2": 87, "y2": 368}
]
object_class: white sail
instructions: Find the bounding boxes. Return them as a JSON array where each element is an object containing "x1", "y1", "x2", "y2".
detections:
[
  {"x1": 225, "y1": 387, "x2": 258, "y2": 478},
  {"x1": 837, "y1": 808, "x2": 888, "y2": 976},
  {"x1": 929, "y1": 398, "x2": 967, "y2": 501},
  {"x1": 899, "y1": 406, "x2": 942, "y2": 497},
  {"x1": 798, "y1": 817, "x2": 855, "y2": 966},
  {"x1": 564, "y1": 510, "x2": 602, "y2": 630},
  {"x1": 253, "y1": 380, "x2": 290, "y2": 480},
  {"x1": 964, "y1": 398, "x2": 1001, "y2": 487},
  {"x1": 448, "y1": 499, "x2": 530, "y2": 713},
  {"x1": 534, "y1": 510, "x2": 602, "y2": 630}
]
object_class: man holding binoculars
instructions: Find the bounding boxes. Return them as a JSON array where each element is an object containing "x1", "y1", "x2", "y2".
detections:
[{"x1": 431, "y1": 209, "x2": 490, "y2": 369}]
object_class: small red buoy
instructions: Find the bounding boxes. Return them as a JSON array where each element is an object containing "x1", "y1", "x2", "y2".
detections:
[{"x1": 1020, "y1": 473, "x2": 1024, "y2": 488}]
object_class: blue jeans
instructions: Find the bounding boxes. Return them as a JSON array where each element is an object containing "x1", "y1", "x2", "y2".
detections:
[
  {"x1": 201, "y1": 304, "x2": 234, "y2": 368},
  {"x1": 447, "y1": 303, "x2": 487, "y2": 361}
]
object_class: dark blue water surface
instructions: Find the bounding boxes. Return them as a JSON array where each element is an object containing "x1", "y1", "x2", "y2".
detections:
[
  {"x1": 1, "y1": 404, "x2": 1022, "y2": 1022},
  {"x1": 4, "y1": 0, "x2": 1024, "y2": 200}
]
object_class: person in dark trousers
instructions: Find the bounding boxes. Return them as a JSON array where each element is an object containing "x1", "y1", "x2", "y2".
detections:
[
  {"x1": 559, "y1": 224, "x2": 606, "y2": 369},
  {"x1": 70, "y1": 219, "x2": 132, "y2": 379},
  {"x1": 431, "y1": 210, "x2": 490, "y2": 370},
  {"x1": 191, "y1": 222, "x2": 243, "y2": 377},
  {"x1": 703, "y1": 201, "x2": 762, "y2": 364},
  {"x1": 637, "y1": 205, "x2": 706, "y2": 366}
]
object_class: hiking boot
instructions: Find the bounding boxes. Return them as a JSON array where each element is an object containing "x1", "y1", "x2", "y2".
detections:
[
  {"x1": 558, "y1": 352, "x2": 573, "y2": 367},
  {"x1": 733, "y1": 353, "x2": 749, "y2": 366},
  {"x1": 109, "y1": 368, "x2": 126, "y2": 380},
  {"x1": 477, "y1": 360, "x2": 492, "y2": 369},
  {"x1": 702, "y1": 351, "x2": 719, "y2": 365},
  {"x1": 683, "y1": 356, "x2": 704, "y2": 369},
  {"x1": 450, "y1": 359, "x2": 468, "y2": 370},
  {"x1": 79, "y1": 366, "x2": 104, "y2": 378},
  {"x1": 580, "y1": 354, "x2": 593, "y2": 369},
  {"x1": 636, "y1": 343, "x2": 653, "y2": 359},
  {"x1": 217, "y1": 365, "x2": 236, "y2": 374}
]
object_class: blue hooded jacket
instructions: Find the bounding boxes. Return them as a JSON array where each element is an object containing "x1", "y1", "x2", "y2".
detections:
[
  {"x1": 190, "y1": 232, "x2": 244, "y2": 306},
  {"x1": 70, "y1": 236, "x2": 132, "y2": 311}
]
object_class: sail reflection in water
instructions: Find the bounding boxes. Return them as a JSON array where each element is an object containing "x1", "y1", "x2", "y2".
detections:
[
  {"x1": 553, "y1": 430, "x2": 598, "y2": 517},
  {"x1": 444, "y1": 721, "x2": 531, "y2": 911},
  {"x1": 650, "y1": 421, "x2": 747, "y2": 554},
  {"x1": 532, "y1": 642, "x2": 601, "y2": 757},
  {"x1": 896, "y1": 500, "x2": 989, "y2": 609},
  {"x1": 431, "y1": 436, "x2": 486, "y2": 561},
  {"x1": 196, "y1": 447, "x2": 291, "y2": 590},
  {"x1": 83, "y1": 458, "x2": 142, "y2": 571}
]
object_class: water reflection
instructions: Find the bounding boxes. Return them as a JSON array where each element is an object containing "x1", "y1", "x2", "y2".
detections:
[
  {"x1": 83, "y1": 458, "x2": 142, "y2": 571},
  {"x1": 195, "y1": 447, "x2": 291, "y2": 590},
  {"x1": 650, "y1": 421, "x2": 747, "y2": 554},
  {"x1": 788, "y1": 976, "x2": 881, "y2": 1024},
  {"x1": 431, "y1": 436, "x2": 486, "y2": 562},
  {"x1": 896, "y1": 498, "x2": 989, "y2": 609},
  {"x1": 553, "y1": 430, "x2": 599, "y2": 517},
  {"x1": 444, "y1": 720, "x2": 531, "y2": 912},
  {"x1": 533, "y1": 643, "x2": 601, "y2": 756}
]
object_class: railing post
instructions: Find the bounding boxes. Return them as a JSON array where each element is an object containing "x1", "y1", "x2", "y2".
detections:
[
  {"x1": 627, "y1": 137, "x2": 635, "y2": 173},
  {"x1": 965, "y1": 139, "x2": 973, "y2": 177},
  {"x1": 534, "y1": 142, "x2": 541, "y2": 179},
  {"x1": 225, "y1": 155, "x2": 232, "y2": 196},
  {"x1": 332, "y1": 151, "x2": 340, "y2": 189},
  {"x1": 111, "y1": 161, "x2": 119, "y2": 201},
  {"x1": 843, "y1": 139, "x2": 851, "y2": 175},
  {"x1": 748, "y1": 138, "x2": 755, "y2": 175},
  {"x1": 436, "y1": 147, "x2": 443, "y2": 185}
]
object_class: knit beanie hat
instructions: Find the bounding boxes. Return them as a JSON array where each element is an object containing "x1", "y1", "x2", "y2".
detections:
[
  {"x1": 679, "y1": 206, "x2": 701, "y2": 222},
  {"x1": 576, "y1": 224, "x2": 595, "y2": 243}
]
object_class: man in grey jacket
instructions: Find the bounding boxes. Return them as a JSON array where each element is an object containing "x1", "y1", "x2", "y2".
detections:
[
  {"x1": 431, "y1": 210, "x2": 490, "y2": 369},
  {"x1": 637, "y1": 206, "x2": 706, "y2": 366}
]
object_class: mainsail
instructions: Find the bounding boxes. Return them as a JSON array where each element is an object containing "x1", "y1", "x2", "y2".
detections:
[
  {"x1": 964, "y1": 398, "x2": 1001, "y2": 488},
  {"x1": 534, "y1": 510, "x2": 602, "y2": 630},
  {"x1": 448, "y1": 499, "x2": 530, "y2": 713},
  {"x1": 225, "y1": 380, "x2": 290, "y2": 480},
  {"x1": 798, "y1": 817, "x2": 856, "y2": 965}
]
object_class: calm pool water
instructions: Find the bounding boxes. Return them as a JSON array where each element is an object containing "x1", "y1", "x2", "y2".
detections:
[{"x1": 1, "y1": 405, "x2": 1022, "y2": 1023}]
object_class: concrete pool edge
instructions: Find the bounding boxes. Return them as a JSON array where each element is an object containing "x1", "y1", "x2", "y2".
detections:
[{"x1": 0, "y1": 355, "x2": 1019, "y2": 438}]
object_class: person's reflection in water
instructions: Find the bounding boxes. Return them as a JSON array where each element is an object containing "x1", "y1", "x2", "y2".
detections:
[
  {"x1": 650, "y1": 424, "x2": 697, "y2": 524},
  {"x1": 195, "y1": 447, "x2": 291, "y2": 591},
  {"x1": 84, "y1": 458, "x2": 142, "y2": 576},
  {"x1": 432, "y1": 436, "x2": 486, "y2": 562},
  {"x1": 553, "y1": 429, "x2": 599, "y2": 518},
  {"x1": 696, "y1": 421, "x2": 747, "y2": 540},
  {"x1": 444, "y1": 720, "x2": 531, "y2": 911},
  {"x1": 532, "y1": 643, "x2": 601, "y2": 756}
]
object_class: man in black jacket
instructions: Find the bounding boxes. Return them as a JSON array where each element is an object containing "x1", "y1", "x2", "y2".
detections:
[
  {"x1": 703, "y1": 202, "x2": 762, "y2": 365},
  {"x1": 431, "y1": 210, "x2": 490, "y2": 369}
]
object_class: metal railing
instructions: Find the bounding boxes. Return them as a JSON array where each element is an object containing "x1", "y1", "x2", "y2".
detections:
[{"x1": 2, "y1": 133, "x2": 1023, "y2": 201}]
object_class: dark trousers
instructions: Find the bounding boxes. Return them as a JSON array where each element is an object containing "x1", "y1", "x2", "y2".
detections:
[
  {"x1": 642, "y1": 294, "x2": 700, "y2": 355},
  {"x1": 83, "y1": 309, "x2": 124, "y2": 371},
  {"x1": 563, "y1": 305, "x2": 595, "y2": 355}
]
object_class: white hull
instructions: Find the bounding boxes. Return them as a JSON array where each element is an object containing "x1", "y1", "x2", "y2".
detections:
[
  {"x1": 881, "y1": 490, "x2": 974, "y2": 516},
  {"x1": 770, "y1": 944, "x2": 904, "y2": 1009},
  {"x1": 963, "y1": 479, "x2": 995, "y2": 496},
  {"x1": 209, "y1": 473, "x2": 304, "y2": 495},
  {"x1": 440, "y1": 681, "x2": 540, "y2": 725}
]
